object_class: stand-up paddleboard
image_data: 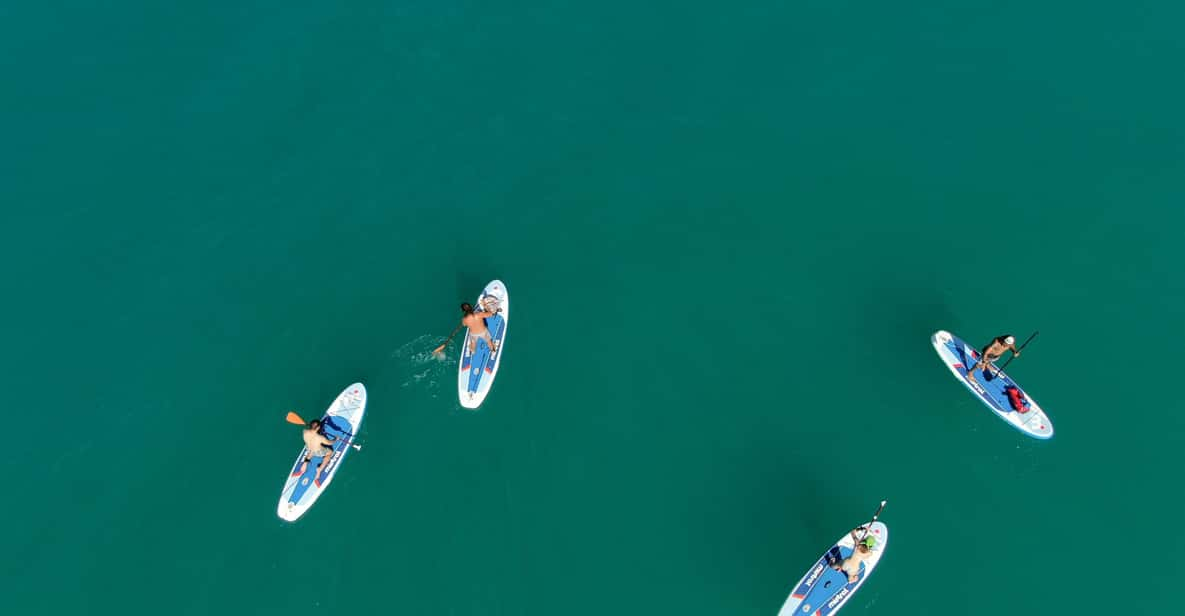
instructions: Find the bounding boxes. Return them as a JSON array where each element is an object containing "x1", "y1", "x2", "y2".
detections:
[
  {"x1": 778, "y1": 522, "x2": 889, "y2": 616},
  {"x1": 277, "y1": 383, "x2": 367, "y2": 522},
  {"x1": 458, "y1": 280, "x2": 509, "y2": 409},
  {"x1": 931, "y1": 330, "x2": 1053, "y2": 439}
]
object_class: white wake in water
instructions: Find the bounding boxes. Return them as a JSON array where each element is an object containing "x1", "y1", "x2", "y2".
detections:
[{"x1": 390, "y1": 333, "x2": 451, "y2": 399}]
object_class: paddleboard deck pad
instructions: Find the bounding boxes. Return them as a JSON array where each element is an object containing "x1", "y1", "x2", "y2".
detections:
[
  {"x1": 931, "y1": 330, "x2": 1053, "y2": 439},
  {"x1": 277, "y1": 383, "x2": 367, "y2": 522},
  {"x1": 457, "y1": 279, "x2": 509, "y2": 409},
  {"x1": 778, "y1": 521, "x2": 889, "y2": 616}
]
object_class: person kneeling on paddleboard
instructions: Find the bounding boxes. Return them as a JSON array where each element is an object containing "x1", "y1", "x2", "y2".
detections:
[
  {"x1": 832, "y1": 530, "x2": 876, "y2": 583},
  {"x1": 459, "y1": 301, "x2": 501, "y2": 355},
  {"x1": 298, "y1": 419, "x2": 337, "y2": 476},
  {"x1": 967, "y1": 334, "x2": 1020, "y2": 382},
  {"x1": 432, "y1": 297, "x2": 503, "y2": 357}
]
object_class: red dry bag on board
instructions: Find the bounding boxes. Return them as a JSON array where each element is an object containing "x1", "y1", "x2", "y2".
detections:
[{"x1": 1004, "y1": 385, "x2": 1031, "y2": 413}]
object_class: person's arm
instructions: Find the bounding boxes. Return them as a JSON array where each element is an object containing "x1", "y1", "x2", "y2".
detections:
[{"x1": 432, "y1": 321, "x2": 467, "y2": 354}]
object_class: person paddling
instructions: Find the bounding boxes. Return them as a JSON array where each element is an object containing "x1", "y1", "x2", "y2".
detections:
[
  {"x1": 832, "y1": 528, "x2": 877, "y2": 583},
  {"x1": 296, "y1": 418, "x2": 337, "y2": 476},
  {"x1": 433, "y1": 301, "x2": 502, "y2": 356},
  {"x1": 967, "y1": 334, "x2": 1020, "y2": 382}
]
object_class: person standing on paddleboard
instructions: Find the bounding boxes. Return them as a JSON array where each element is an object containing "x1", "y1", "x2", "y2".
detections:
[
  {"x1": 967, "y1": 334, "x2": 1020, "y2": 382},
  {"x1": 297, "y1": 419, "x2": 337, "y2": 476}
]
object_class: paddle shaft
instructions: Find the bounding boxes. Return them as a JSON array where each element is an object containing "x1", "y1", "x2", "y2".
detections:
[
  {"x1": 323, "y1": 426, "x2": 362, "y2": 451},
  {"x1": 857, "y1": 500, "x2": 888, "y2": 543},
  {"x1": 335, "y1": 438, "x2": 362, "y2": 451},
  {"x1": 992, "y1": 331, "x2": 1038, "y2": 379}
]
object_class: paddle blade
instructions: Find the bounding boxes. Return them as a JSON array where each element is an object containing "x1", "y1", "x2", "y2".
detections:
[
  {"x1": 285, "y1": 411, "x2": 306, "y2": 425},
  {"x1": 869, "y1": 500, "x2": 888, "y2": 523}
]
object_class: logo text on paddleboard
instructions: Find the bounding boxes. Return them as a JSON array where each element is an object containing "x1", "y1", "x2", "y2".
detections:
[{"x1": 826, "y1": 587, "x2": 852, "y2": 609}]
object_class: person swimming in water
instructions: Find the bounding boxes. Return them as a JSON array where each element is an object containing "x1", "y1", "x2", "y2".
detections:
[{"x1": 967, "y1": 334, "x2": 1020, "y2": 382}]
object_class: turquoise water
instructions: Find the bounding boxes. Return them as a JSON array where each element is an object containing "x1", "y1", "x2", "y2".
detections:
[{"x1": 2, "y1": 2, "x2": 1183, "y2": 614}]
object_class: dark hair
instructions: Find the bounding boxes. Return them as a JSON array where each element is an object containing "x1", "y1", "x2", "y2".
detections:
[
  {"x1": 997, "y1": 334, "x2": 1014, "y2": 343},
  {"x1": 308, "y1": 419, "x2": 321, "y2": 429},
  {"x1": 460, "y1": 302, "x2": 473, "y2": 313}
]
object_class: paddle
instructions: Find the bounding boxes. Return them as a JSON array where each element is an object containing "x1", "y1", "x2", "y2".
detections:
[
  {"x1": 284, "y1": 411, "x2": 362, "y2": 451},
  {"x1": 432, "y1": 322, "x2": 465, "y2": 356},
  {"x1": 989, "y1": 331, "x2": 1038, "y2": 380},
  {"x1": 857, "y1": 500, "x2": 888, "y2": 544}
]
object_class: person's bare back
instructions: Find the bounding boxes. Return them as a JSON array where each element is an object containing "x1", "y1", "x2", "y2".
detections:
[
  {"x1": 298, "y1": 419, "x2": 336, "y2": 475},
  {"x1": 302, "y1": 427, "x2": 333, "y2": 453},
  {"x1": 462, "y1": 311, "x2": 490, "y2": 336},
  {"x1": 459, "y1": 301, "x2": 500, "y2": 354}
]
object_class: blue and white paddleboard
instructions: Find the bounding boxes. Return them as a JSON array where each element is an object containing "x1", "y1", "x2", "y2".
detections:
[
  {"x1": 277, "y1": 383, "x2": 367, "y2": 522},
  {"x1": 778, "y1": 522, "x2": 889, "y2": 616},
  {"x1": 931, "y1": 330, "x2": 1053, "y2": 439},
  {"x1": 457, "y1": 280, "x2": 509, "y2": 409}
]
